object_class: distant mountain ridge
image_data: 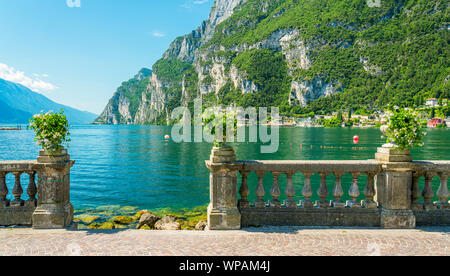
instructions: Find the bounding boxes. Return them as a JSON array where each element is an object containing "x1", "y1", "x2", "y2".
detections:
[{"x1": 0, "y1": 78, "x2": 97, "y2": 124}]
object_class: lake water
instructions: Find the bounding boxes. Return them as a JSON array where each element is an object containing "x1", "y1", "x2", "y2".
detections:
[{"x1": 0, "y1": 125, "x2": 449, "y2": 212}]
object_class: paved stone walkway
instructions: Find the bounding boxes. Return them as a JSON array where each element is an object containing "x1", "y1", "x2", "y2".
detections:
[{"x1": 0, "y1": 226, "x2": 449, "y2": 256}]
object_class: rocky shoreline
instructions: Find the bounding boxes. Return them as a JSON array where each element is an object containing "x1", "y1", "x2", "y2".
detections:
[{"x1": 73, "y1": 205, "x2": 208, "y2": 231}]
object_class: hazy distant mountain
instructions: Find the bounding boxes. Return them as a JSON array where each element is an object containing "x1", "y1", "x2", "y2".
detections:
[
  {"x1": 0, "y1": 78, "x2": 97, "y2": 124},
  {"x1": 0, "y1": 98, "x2": 32, "y2": 123}
]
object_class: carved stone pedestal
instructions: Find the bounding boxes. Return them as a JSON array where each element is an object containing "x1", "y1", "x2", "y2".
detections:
[
  {"x1": 376, "y1": 145, "x2": 416, "y2": 229},
  {"x1": 32, "y1": 149, "x2": 75, "y2": 229},
  {"x1": 206, "y1": 145, "x2": 241, "y2": 230}
]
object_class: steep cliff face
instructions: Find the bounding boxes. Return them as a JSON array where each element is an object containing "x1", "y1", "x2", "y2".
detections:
[
  {"x1": 96, "y1": 0, "x2": 449, "y2": 124},
  {"x1": 94, "y1": 68, "x2": 152, "y2": 125}
]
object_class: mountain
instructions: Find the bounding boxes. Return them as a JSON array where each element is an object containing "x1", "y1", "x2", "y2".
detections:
[
  {"x1": 0, "y1": 98, "x2": 32, "y2": 123},
  {"x1": 93, "y1": 68, "x2": 152, "y2": 124},
  {"x1": 96, "y1": 0, "x2": 449, "y2": 125},
  {"x1": 0, "y1": 78, "x2": 97, "y2": 124}
]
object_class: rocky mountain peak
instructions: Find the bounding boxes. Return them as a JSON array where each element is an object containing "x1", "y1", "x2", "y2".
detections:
[{"x1": 208, "y1": 0, "x2": 248, "y2": 27}]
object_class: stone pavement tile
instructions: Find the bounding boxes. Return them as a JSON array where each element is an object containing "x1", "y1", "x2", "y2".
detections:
[{"x1": 0, "y1": 227, "x2": 448, "y2": 256}]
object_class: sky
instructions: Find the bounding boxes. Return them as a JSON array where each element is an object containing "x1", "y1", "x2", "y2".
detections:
[{"x1": 0, "y1": 0, "x2": 214, "y2": 114}]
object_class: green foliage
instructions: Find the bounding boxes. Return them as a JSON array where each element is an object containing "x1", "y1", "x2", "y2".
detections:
[
  {"x1": 384, "y1": 108, "x2": 425, "y2": 150},
  {"x1": 153, "y1": 59, "x2": 193, "y2": 83},
  {"x1": 29, "y1": 109, "x2": 71, "y2": 153},
  {"x1": 231, "y1": 48, "x2": 291, "y2": 107},
  {"x1": 321, "y1": 112, "x2": 344, "y2": 127},
  {"x1": 202, "y1": 107, "x2": 238, "y2": 146}
]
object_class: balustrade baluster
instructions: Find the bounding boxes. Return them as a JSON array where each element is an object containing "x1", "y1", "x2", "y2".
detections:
[
  {"x1": 284, "y1": 171, "x2": 297, "y2": 208},
  {"x1": 26, "y1": 171, "x2": 37, "y2": 207},
  {"x1": 11, "y1": 172, "x2": 24, "y2": 206},
  {"x1": 362, "y1": 173, "x2": 377, "y2": 208},
  {"x1": 0, "y1": 172, "x2": 9, "y2": 207},
  {"x1": 255, "y1": 171, "x2": 266, "y2": 208},
  {"x1": 331, "y1": 172, "x2": 345, "y2": 208},
  {"x1": 269, "y1": 172, "x2": 282, "y2": 208},
  {"x1": 300, "y1": 172, "x2": 314, "y2": 208},
  {"x1": 436, "y1": 172, "x2": 449, "y2": 209},
  {"x1": 346, "y1": 172, "x2": 361, "y2": 208},
  {"x1": 411, "y1": 173, "x2": 424, "y2": 210},
  {"x1": 238, "y1": 171, "x2": 250, "y2": 208},
  {"x1": 422, "y1": 173, "x2": 437, "y2": 210},
  {"x1": 316, "y1": 172, "x2": 329, "y2": 208}
]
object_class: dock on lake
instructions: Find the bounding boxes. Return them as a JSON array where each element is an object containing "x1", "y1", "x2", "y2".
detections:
[{"x1": 0, "y1": 126, "x2": 22, "y2": 131}]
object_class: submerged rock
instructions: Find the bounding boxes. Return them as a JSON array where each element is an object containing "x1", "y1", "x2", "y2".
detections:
[
  {"x1": 119, "y1": 206, "x2": 139, "y2": 213},
  {"x1": 113, "y1": 216, "x2": 136, "y2": 225},
  {"x1": 88, "y1": 222, "x2": 115, "y2": 230},
  {"x1": 73, "y1": 214, "x2": 99, "y2": 224}
]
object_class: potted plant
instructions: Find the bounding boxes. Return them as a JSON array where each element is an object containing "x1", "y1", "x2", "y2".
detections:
[
  {"x1": 29, "y1": 109, "x2": 71, "y2": 159},
  {"x1": 203, "y1": 107, "x2": 238, "y2": 163},
  {"x1": 376, "y1": 108, "x2": 425, "y2": 162}
]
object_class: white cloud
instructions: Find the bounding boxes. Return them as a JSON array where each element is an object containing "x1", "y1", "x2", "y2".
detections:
[
  {"x1": 0, "y1": 63, "x2": 57, "y2": 93},
  {"x1": 193, "y1": 0, "x2": 209, "y2": 4},
  {"x1": 151, "y1": 31, "x2": 166, "y2": 38},
  {"x1": 182, "y1": 0, "x2": 209, "y2": 9}
]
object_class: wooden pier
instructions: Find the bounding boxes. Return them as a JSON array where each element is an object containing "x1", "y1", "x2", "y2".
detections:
[{"x1": 0, "y1": 125, "x2": 22, "y2": 131}]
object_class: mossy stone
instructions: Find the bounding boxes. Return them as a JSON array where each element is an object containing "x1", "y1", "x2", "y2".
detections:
[
  {"x1": 88, "y1": 222, "x2": 115, "y2": 230},
  {"x1": 74, "y1": 215, "x2": 100, "y2": 224},
  {"x1": 113, "y1": 216, "x2": 136, "y2": 225}
]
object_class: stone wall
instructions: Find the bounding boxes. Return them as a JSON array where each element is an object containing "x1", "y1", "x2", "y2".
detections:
[
  {"x1": 206, "y1": 145, "x2": 450, "y2": 230},
  {"x1": 0, "y1": 150, "x2": 75, "y2": 228}
]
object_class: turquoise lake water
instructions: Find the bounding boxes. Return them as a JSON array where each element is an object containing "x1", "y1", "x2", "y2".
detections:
[{"x1": 0, "y1": 125, "x2": 449, "y2": 212}]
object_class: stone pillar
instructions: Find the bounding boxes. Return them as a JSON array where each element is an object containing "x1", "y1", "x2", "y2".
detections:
[
  {"x1": 375, "y1": 144, "x2": 416, "y2": 229},
  {"x1": 206, "y1": 145, "x2": 241, "y2": 230},
  {"x1": 32, "y1": 149, "x2": 75, "y2": 229}
]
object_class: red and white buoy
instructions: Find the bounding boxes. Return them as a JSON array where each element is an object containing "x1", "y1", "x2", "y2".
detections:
[
  {"x1": 164, "y1": 135, "x2": 170, "y2": 140},
  {"x1": 353, "y1": 135, "x2": 359, "y2": 144}
]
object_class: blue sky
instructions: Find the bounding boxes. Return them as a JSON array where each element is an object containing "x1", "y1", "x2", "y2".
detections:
[{"x1": 0, "y1": 0, "x2": 214, "y2": 114}]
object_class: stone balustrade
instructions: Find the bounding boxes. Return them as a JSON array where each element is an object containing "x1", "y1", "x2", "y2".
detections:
[
  {"x1": 410, "y1": 161, "x2": 450, "y2": 226},
  {"x1": 206, "y1": 145, "x2": 450, "y2": 230},
  {"x1": 0, "y1": 149, "x2": 75, "y2": 228}
]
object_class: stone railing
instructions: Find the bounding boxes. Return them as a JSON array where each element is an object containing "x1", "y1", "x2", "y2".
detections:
[
  {"x1": 206, "y1": 145, "x2": 450, "y2": 230},
  {"x1": 410, "y1": 161, "x2": 450, "y2": 226},
  {"x1": 0, "y1": 149, "x2": 74, "y2": 228}
]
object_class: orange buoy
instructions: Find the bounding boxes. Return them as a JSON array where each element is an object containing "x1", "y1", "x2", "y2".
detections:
[{"x1": 164, "y1": 135, "x2": 170, "y2": 140}]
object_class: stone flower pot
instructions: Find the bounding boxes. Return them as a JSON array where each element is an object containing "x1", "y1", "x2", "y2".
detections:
[
  {"x1": 210, "y1": 144, "x2": 236, "y2": 164},
  {"x1": 375, "y1": 143, "x2": 412, "y2": 162},
  {"x1": 37, "y1": 148, "x2": 70, "y2": 164},
  {"x1": 376, "y1": 125, "x2": 412, "y2": 162}
]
